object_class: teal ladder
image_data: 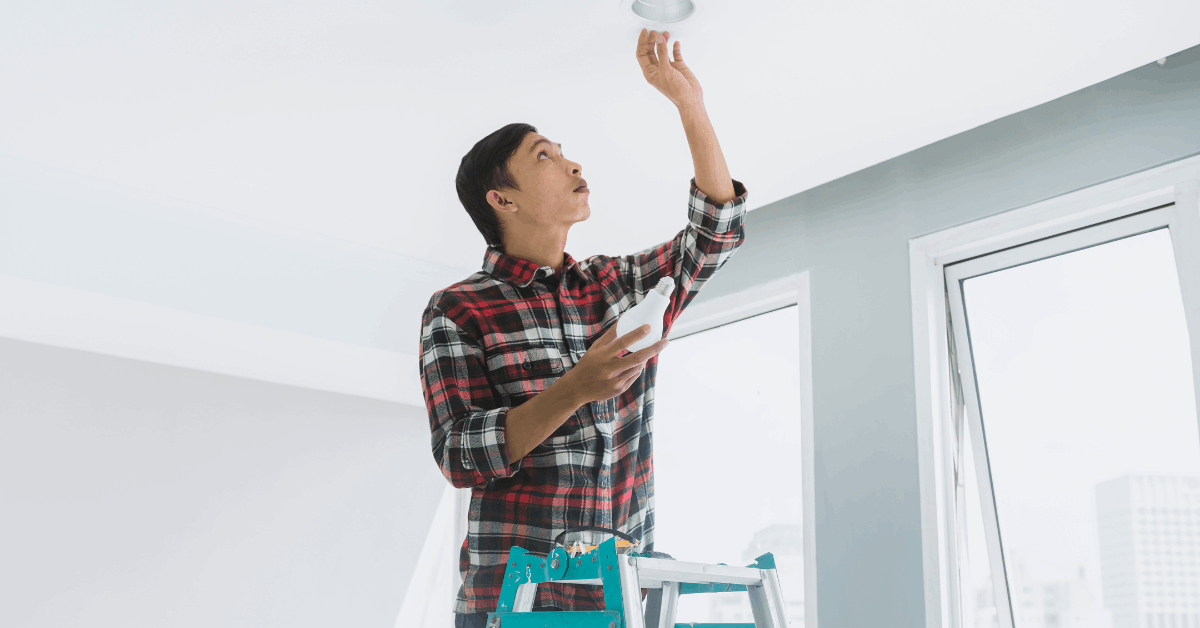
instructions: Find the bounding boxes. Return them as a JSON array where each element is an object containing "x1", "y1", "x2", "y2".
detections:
[{"x1": 486, "y1": 537, "x2": 789, "y2": 628}]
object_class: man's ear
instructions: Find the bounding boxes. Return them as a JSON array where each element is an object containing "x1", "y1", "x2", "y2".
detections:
[{"x1": 487, "y1": 190, "x2": 518, "y2": 216}]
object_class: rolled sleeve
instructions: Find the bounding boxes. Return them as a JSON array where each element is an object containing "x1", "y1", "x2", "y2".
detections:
[
  {"x1": 420, "y1": 303, "x2": 523, "y2": 488},
  {"x1": 458, "y1": 406, "x2": 518, "y2": 474},
  {"x1": 687, "y1": 177, "x2": 748, "y2": 242},
  {"x1": 613, "y1": 177, "x2": 748, "y2": 334}
]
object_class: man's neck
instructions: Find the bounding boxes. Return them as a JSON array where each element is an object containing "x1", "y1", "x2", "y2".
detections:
[{"x1": 502, "y1": 232, "x2": 568, "y2": 273}]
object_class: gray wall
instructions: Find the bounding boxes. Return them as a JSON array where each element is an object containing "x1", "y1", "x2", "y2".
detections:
[
  {"x1": 0, "y1": 338, "x2": 444, "y2": 628},
  {"x1": 690, "y1": 44, "x2": 1200, "y2": 628}
]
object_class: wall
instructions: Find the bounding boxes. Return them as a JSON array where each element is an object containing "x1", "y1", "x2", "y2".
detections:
[
  {"x1": 0, "y1": 338, "x2": 444, "y2": 628},
  {"x1": 685, "y1": 44, "x2": 1200, "y2": 628},
  {"x1": 3, "y1": 37, "x2": 1198, "y2": 628}
]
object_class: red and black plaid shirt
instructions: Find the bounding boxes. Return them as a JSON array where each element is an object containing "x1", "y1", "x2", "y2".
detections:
[{"x1": 419, "y1": 177, "x2": 748, "y2": 614}]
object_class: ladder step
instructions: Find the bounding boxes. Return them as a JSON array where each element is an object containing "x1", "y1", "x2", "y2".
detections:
[
  {"x1": 678, "y1": 582, "x2": 748, "y2": 595},
  {"x1": 487, "y1": 610, "x2": 620, "y2": 627}
]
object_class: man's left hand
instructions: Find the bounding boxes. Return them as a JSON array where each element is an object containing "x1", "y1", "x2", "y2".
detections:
[{"x1": 636, "y1": 29, "x2": 704, "y2": 110}]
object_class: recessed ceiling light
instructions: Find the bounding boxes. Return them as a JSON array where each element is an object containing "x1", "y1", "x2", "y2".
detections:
[{"x1": 625, "y1": 0, "x2": 695, "y2": 24}]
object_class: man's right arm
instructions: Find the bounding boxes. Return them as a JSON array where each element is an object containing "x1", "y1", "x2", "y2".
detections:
[
  {"x1": 421, "y1": 303, "x2": 531, "y2": 488},
  {"x1": 502, "y1": 374, "x2": 588, "y2": 462},
  {"x1": 421, "y1": 303, "x2": 593, "y2": 487},
  {"x1": 505, "y1": 322, "x2": 670, "y2": 460},
  {"x1": 421, "y1": 303, "x2": 668, "y2": 486}
]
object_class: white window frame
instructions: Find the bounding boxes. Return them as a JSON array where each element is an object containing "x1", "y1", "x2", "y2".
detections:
[
  {"x1": 664, "y1": 271, "x2": 817, "y2": 628},
  {"x1": 909, "y1": 155, "x2": 1200, "y2": 628}
]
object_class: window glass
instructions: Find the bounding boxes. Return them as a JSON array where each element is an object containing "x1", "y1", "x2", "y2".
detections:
[
  {"x1": 653, "y1": 305, "x2": 804, "y2": 626},
  {"x1": 964, "y1": 424, "x2": 1001, "y2": 628},
  {"x1": 958, "y1": 228, "x2": 1199, "y2": 628}
]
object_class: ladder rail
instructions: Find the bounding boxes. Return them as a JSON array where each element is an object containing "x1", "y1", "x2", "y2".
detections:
[
  {"x1": 659, "y1": 581, "x2": 680, "y2": 628},
  {"x1": 760, "y1": 567, "x2": 790, "y2": 627},
  {"x1": 489, "y1": 539, "x2": 791, "y2": 628},
  {"x1": 630, "y1": 556, "x2": 764, "y2": 587},
  {"x1": 747, "y1": 582, "x2": 774, "y2": 628},
  {"x1": 512, "y1": 583, "x2": 537, "y2": 613},
  {"x1": 617, "y1": 556, "x2": 647, "y2": 628}
]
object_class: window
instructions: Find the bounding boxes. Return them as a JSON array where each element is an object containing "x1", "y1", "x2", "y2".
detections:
[
  {"x1": 945, "y1": 200, "x2": 1200, "y2": 628},
  {"x1": 654, "y1": 304, "x2": 807, "y2": 627}
]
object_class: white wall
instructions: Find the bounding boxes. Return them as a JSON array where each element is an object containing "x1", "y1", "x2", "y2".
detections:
[{"x1": 0, "y1": 337, "x2": 445, "y2": 628}]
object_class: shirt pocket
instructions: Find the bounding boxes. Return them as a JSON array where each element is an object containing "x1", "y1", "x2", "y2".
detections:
[
  {"x1": 485, "y1": 345, "x2": 566, "y2": 403},
  {"x1": 487, "y1": 345, "x2": 587, "y2": 455}
]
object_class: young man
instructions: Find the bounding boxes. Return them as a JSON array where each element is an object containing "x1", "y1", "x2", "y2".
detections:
[{"x1": 420, "y1": 29, "x2": 749, "y2": 628}]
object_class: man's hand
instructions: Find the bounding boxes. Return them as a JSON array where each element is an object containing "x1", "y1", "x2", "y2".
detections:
[
  {"x1": 636, "y1": 28, "x2": 704, "y2": 110},
  {"x1": 564, "y1": 323, "x2": 669, "y2": 404}
]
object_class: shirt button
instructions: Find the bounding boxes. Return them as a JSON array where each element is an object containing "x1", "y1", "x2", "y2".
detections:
[{"x1": 522, "y1": 361, "x2": 531, "y2": 371}]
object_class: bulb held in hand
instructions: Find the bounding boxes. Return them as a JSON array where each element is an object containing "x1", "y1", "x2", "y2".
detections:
[{"x1": 615, "y1": 277, "x2": 674, "y2": 353}]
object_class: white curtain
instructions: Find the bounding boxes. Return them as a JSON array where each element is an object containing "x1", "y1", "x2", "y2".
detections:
[{"x1": 394, "y1": 484, "x2": 470, "y2": 628}]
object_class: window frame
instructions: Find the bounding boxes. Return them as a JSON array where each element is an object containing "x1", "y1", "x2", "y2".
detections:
[
  {"x1": 663, "y1": 271, "x2": 817, "y2": 627},
  {"x1": 908, "y1": 154, "x2": 1200, "y2": 628},
  {"x1": 947, "y1": 202, "x2": 1200, "y2": 628}
]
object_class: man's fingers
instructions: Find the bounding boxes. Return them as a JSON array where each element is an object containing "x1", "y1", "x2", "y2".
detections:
[
  {"x1": 617, "y1": 338, "x2": 669, "y2": 370},
  {"x1": 636, "y1": 29, "x2": 658, "y2": 76},
  {"x1": 613, "y1": 359, "x2": 645, "y2": 381},
  {"x1": 611, "y1": 324, "x2": 653, "y2": 354},
  {"x1": 590, "y1": 322, "x2": 623, "y2": 350},
  {"x1": 618, "y1": 367, "x2": 643, "y2": 393}
]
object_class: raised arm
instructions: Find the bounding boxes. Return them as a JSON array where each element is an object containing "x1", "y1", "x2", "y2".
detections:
[
  {"x1": 613, "y1": 30, "x2": 748, "y2": 334},
  {"x1": 636, "y1": 28, "x2": 734, "y2": 203}
]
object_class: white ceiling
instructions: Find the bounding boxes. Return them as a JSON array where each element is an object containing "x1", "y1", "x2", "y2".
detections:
[{"x1": 3, "y1": 0, "x2": 1197, "y2": 274}]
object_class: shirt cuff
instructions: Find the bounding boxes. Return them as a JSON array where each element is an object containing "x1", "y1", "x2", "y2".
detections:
[
  {"x1": 459, "y1": 406, "x2": 524, "y2": 479},
  {"x1": 688, "y1": 177, "x2": 748, "y2": 236}
]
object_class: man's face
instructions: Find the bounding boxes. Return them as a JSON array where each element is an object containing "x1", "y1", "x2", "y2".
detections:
[{"x1": 488, "y1": 132, "x2": 590, "y2": 235}]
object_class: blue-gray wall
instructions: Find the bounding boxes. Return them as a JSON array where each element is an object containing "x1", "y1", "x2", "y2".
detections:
[{"x1": 690, "y1": 44, "x2": 1200, "y2": 628}]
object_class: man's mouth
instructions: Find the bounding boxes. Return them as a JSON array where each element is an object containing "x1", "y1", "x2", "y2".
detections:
[{"x1": 574, "y1": 180, "x2": 588, "y2": 193}]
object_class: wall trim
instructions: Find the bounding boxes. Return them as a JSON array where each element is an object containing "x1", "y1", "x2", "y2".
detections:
[
  {"x1": 0, "y1": 273, "x2": 425, "y2": 408},
  {"x1": 668, "y1": 273, "x2": 808, "y2": 341}
]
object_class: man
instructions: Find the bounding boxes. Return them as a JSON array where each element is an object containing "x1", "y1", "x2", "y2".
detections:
[{"x1": 420, "y1": 28, "x2": 749, "y2": 628}]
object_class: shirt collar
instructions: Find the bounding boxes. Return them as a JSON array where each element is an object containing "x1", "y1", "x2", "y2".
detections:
[{"x1": 482, "y1": 245, "x2": 585, "y2": 288}]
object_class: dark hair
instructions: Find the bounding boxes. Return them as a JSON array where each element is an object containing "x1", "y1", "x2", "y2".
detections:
[{"x1": 456, "y1": 123, "x2": 537, "y2": 248}]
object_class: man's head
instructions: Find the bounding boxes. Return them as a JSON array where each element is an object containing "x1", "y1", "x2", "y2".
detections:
[{"x1": 456, "y1": 123, "x2": 589, "y2": 251}]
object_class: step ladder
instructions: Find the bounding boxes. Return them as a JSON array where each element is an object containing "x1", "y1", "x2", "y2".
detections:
[{"x1": 487, "y1": 536, "x2": 790, "y2": 628}]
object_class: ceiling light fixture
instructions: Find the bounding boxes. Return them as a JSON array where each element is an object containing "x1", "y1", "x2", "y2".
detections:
[{"x1": 622, "y1": 0, "x2": 696, "y2": 24}]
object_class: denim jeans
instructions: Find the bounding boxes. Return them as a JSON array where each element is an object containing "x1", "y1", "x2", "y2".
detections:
[
  {"x1": 453, "y1": 606, "x2": 559, "y2": 628},
  {"x1": 452, "y1": 612, "x2": 490, "y2": 628}
]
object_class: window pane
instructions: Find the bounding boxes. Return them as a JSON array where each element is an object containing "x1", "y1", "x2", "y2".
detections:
[
  {"x1": 964, "y1": 429, "x2": 1001, "y2": 628},
  {"x1": 960, "y1": 228, "x2": 1199, "y2": 628},
  {"x1": 653, "y1": 305, "x2": 805, "y2": 627}
]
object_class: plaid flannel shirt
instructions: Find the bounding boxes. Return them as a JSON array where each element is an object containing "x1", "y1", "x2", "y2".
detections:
[{"x1": 420, "y1": 177, "x2": 748, "y2": 614}]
